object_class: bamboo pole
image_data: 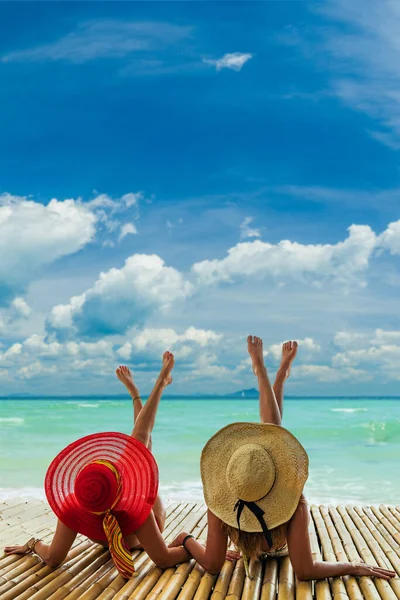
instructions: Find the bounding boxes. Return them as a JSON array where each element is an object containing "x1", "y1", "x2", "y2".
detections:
[
  {"x1": 0, "y1": 502, "x2": 29, "y2": 519},
  {"x1": 308, "y1": 508, "x2": 331, "y2": 600},
  {"x1": 311, "y1": 506, "x2": 349, "y2": 600},
  {"x1": 7, "y1": 544, "x2": 104, "y2": 600},
  {"x1": 0, "y1": 558, "x2": 44, "y2": 594},
  {"x1": 260, "y1": 559, "x2": 277, "y2": 600},
  {"x1": 145, "y1": 569, "x2": 176, "y2": 600},
  {"x1": 157, "y1": 560, "x2": 196, "y2": 600},
  {"x1": 353, "y1": 508, "x2": 400, "y2": 576},
  {"x1": 60, "y1": 559, "x2": 115, "y2": 600},
  {"x1": 225, "y1": 557, "x2": 246, "y2": 600},
  {"x1": 209, "y1": 559, "x2": 236, "y2": 600},
  {"x1": 45, "y1": 551, "x2": 111, "y2": 600},
  {"x1": 319, "y1": 506, "x2": 364, "y2": 600},
  {"x1": 176, "y1": 564, "x2": 205, "y2": 600},
  {"x1": 73, "y1": 563, "x2": 121, "y2": 600},
  {"x1": 346, "y1": 507, "x2": 399, "y2": 572},
  {"x1": 370, "y1": 508, "x2": 400, "y2": 547},
  {"x1": 132, "y1": 568, "x2": 166, "y2": 600},
  {"x1": 361, "y1": 509, "x2": 400, "y2": 559},
  {"x1": 277, "y1": 556, "x2": 294, "y2": 600},
  {"x1": 0, "y1": 540, "x2": 93, "y2": 600},
  {"x1": 90, "y1": 503, "x2": 203, "y2": 600},
  {"x1": 241, "y1": 558, "x2": 263, "y2": 600},
  {"x1": 387, "y1": 508, "x2": 400, "y2": 529},
  {"x1": 350, "y1": 507, "x2": 400, "y2": 600},
  {"x1": 337, "y1": 507, "x2": 398, "y2": 600},
  {"x1": 378, "y1": 507, "x2": 400, "y2": 534},
  {"x1": 328, "y1": 506, "x2": 383, "y2": 600},
  {"x1": 192, "y1": 572, "x2": 218, "y2": 600},
  {"x1": 93, "y1": 574, "x2": 127, "y2": 600}
]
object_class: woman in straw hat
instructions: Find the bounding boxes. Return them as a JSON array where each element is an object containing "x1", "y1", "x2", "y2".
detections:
[
  {"x1": 3, "y1": 352, "x2": 201, "y2": 578},
  {"x1": 169, "y1": 337, "x2": 396, "y2": 582}
]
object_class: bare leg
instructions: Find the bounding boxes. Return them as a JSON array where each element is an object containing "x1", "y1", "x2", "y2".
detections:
[
  {"x1": 132, "y1": 352, "x2": 173, "y2": 447},
  {"x1": 116, "y1": 365, "x2": 152, "y2": 452},
  {"x1": 117, "y1": 354, "x2": 174, "y2": 546},
  {"x1": 247, "y1": 336, "x2": 281, "y2": 425},
  {"x1": 273, "y1": 341, "x2": 298, "y2": 419}
]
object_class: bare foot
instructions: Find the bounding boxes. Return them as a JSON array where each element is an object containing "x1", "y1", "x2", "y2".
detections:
[
  {"x1": 116, "y1": 365, "x2": 139, "y2": 398},
  {"x1": 157, "y1": 351, "x2": 174, "y2": 388},
  {"x1": 278, "y1": 341, "x2": 298, "y2": 380},
  {"x1": 247, "y1": 335, "x2": 266, "y2": 377}
]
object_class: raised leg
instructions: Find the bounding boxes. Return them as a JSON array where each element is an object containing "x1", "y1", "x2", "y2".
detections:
[
  {"x1": 247, "y1": 336, "x2": 281, "y2": 425},
  {"x1": 273, "y1": 341, "x2": 298, "y2": 419},
  {"x1": 132, "y1": 352, "x2": 173, "y2": 448},
  {"x1": 116, "y1": 354, "x2": 174, "y2": 544},
  {"x1": 116, "y1": 365, "x2": 152, "y2": 451}
]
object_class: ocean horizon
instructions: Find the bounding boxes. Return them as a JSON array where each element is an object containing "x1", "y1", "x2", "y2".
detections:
[{"x1": 1, "y1": 396, "x2": 399, "y2": 507}]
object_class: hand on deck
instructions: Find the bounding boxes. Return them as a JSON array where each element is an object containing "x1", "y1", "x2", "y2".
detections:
[
  {"x1": 168, "y1": 532, "x2": 240, "y2": 562},
  {"x1": 4, "y1": 538, "x2": 33, "y2": 555},
  {"x1": 351, "y1": 562, "x2": 396, "y2": 580}
]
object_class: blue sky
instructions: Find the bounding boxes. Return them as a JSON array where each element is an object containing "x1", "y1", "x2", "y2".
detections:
[{"x1": 1, "y1": 0, "x2": 400, "y2": 396}]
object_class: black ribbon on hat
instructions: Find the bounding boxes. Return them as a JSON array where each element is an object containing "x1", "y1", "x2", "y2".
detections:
[{"x1": 234, "y1": 499, "x2": 273, "y2": 549}]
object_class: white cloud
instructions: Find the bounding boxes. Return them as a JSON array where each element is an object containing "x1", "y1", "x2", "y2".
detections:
[
  {"x1": 0, "y1": 297, "x2": 32, "y2": 335},
  {"x1": 17, "y1": 361, "x2": 58, "y2": 380},
  {"x1": 332, "y1": 328, "x2": 400, "y2": 380},
  {"x1": 240, "y1": 217, "x2": 261, "y2": 240},
  {"x1": 48, "y1": 254, "x2": 193, "y2": 337},
  {"x1": 203, "y1": 52, "x2": 253, "y2": 72},
  {"x1": 122, "y1": 192, "x2": 143, "y2": 208},
  {"x1": 192, "y1": 224, "x2": 377, "y2": 286},
  {"x1": 305, "y1": 0, "x2": 400, "y2": 147},
  {"x1": 189, "y1": 353, "x2": 231, "y2": 380},
  {"x1": 119, "y1": 223, "x2": 138, "y2": 242},
  {"x1": 1, "y1": 21, "x2": 192, "y2": 64},
  {"x1": 117, "y1": 342, "x2": 133, "y2": 361},
  {"x1": 292, "y1": 364, "x2": 372, "y2": 383},
  {"x1": 0, "y1": 369, "x2": 9, "y2": 381},
  {"x1": 11, "y1": 298, "x2": 31, "y2": 318},
  {"x1": 378, "y1": 220, "x2": 400, "y2": 255},
  {"x1": 132, "y1": 326, "x2": 222, "y2": 352},
  {"x1": 0, "y1": 194, "x2": 96, "y2": 300}
]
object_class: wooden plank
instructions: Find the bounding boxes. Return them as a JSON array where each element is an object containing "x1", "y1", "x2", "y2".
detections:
[
  {"x1": 2, "y1": 502, "x2": 400, "y2": 600},
  {"x1": 328, "y1": 507, "x2": 383, "y2": 600},
  {"x1": 309, "y1": 508, "x2": 331, "y2": 600},
  {"x1": 311, "y1": 506, "x2": 349, "y2": 600}
]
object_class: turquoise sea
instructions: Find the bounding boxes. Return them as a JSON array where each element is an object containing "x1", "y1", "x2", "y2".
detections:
[{"x1": 1, "y1": 398, "x2": 400, "y2": 505}]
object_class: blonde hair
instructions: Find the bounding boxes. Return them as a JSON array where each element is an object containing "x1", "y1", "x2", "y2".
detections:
[
  {"x1": 221, "y1": 496, "x2": 307, "y2": 560},
  {"x1": 222, "y1": 522, "x2": 287, "y2": 561}
]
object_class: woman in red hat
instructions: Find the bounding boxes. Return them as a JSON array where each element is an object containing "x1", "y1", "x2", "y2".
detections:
[{"x1": 4, "y1": 352, "x2": 197, "y2": 578}]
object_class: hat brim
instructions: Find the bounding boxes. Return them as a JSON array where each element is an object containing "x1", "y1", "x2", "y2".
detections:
[
  {"x1": 45, "y1": 432, "x2": 158, "y2": 541},
  {"x1": 201, "y1": 422, "x2": 308, "y2": 532}
]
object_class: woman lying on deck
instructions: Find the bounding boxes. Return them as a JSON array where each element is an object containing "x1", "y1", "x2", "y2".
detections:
[
  {"x1": 4, "y1": 352, "x2": 215, "y2": 578},
  {"x1": 169, "y1": 336, "x2": 396, "y2": 582}
]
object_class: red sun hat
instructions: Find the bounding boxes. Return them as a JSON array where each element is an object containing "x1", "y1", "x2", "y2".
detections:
[{"x1": 45, "y1": 432, "x2": 159, "y2": 542}]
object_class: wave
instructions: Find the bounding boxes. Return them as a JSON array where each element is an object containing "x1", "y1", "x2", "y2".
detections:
[
  {"x1": 78, "y1": 403, "x2": 99, "y2": 408},
  {"x1": 0, "y1": 417, "x2": 25, "y2": 424},
  {"x1": 0, "y1": 487, "x2": 45, "y2": 501},
  {"x1": 330, "y1": 408, "x2": 368, "y2": 413}
]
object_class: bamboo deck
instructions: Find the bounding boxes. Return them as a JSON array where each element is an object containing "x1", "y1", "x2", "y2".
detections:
[{"x1": 1, "y1": 501, "x2": 400, "y2": 600}]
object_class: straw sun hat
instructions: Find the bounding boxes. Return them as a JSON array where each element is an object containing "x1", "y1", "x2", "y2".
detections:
[{"x1": 201, "y1": 423, "x2": 308, "y2": 542}]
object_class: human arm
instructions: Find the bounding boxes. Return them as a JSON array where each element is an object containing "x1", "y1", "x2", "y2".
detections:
[
  {"x1": 168, "y1": 510, "x2": 240, "y2": 575},
  {"x1": 287, "y1": 501, "x2": 396, "y2": 581},
  {"x1": 135, "y1": 511, "x2": 191, "y2": 568},
  {"x1": 4, "y1": 519, "x2": 77, "y2": 568}
]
